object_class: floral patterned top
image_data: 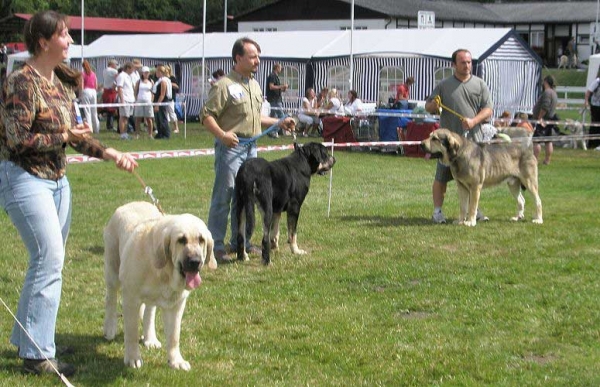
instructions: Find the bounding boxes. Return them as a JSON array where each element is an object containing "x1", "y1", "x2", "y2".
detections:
[{"x1": 1, "y1": 63, "x2": 107, "y2": 180}]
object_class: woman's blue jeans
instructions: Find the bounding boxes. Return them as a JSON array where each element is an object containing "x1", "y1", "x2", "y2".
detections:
[
  {"x1": 207, "y1": 140, "x2": 256, "y2": 253},
  {"x1": 0, "y1": 161, "x2": 71, "y2": 360}
]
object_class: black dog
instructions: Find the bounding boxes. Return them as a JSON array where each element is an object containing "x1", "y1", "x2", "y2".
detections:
[{"x1": 234, "y1": 142, "x2": 336, "y2": 265}]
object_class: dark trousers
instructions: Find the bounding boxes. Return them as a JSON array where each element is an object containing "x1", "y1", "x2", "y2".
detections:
[
  {"x1": 106, "y1": 113, "x2": 115, "y2": 131},
  {"x1": 590, "y1": 105, "x2": 600, "y2": 148},
  {"x1": 155, "y1": 106, "x2": 170, "y2": 139}
]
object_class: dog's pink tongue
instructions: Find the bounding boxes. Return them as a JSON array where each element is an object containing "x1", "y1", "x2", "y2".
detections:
[{"x1": 185, "y1": 272, "x2": 202, "y2": 289}]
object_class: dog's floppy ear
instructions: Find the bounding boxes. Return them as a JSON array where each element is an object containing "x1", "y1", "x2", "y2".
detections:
[
  {"x1": 203, "y1": 227, "x2": 217, "y2": 270},
  {"x1": 153, "y1": 224, "x2": 171, "y2": 270},
  {"x1": 445, "y1": 133, "x2": 461, "y2": 159}
]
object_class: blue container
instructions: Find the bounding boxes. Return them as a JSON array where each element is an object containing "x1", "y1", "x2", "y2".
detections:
[{"x1": 377, "y1": 109, "x2": 412, "y2": 141}]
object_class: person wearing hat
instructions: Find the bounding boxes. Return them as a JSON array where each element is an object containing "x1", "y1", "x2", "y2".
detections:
[
  {"x1": 134, "y1": 66, "x2": 155, "y2": 137},
  {"x1": 102, "y1": 59, "x2": 119, "y2": 131},
  {"x1": 128, "y1": 59, "x2": 143, "y2": 133}
]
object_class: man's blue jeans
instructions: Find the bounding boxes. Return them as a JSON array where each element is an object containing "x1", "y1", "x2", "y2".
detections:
[
  {"x1": 269, "y1": 100, "x2": 285, "y2": 119},
  {"x1": 0, "y1": 161, "x2": 71, "y2": 360},
  {"x1": 207, "y1": 140, "x2": 257, "y2": 253}
]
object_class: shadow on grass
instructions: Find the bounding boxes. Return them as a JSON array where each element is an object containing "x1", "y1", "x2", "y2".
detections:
[
  {"x1": 87, "y1": 245, "x2": 104, "y2": 255},
  {"x1": 338, "y1": 214, "x2": 434, "y2": 227},
  {"x1": 0, "y1": 333, "x2": 135, "y2": 385}
]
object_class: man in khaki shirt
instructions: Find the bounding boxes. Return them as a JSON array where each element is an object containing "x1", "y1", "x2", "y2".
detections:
[{"x1": 201, "y1": 37, "x2": 295, "y2": 263}]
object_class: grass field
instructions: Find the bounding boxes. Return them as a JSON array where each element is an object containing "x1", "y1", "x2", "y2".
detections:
[{"x1": 1, "y1": 121, "x2": 599, "y2": 386}]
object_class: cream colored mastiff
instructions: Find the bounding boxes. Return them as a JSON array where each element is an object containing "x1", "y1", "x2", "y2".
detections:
[{"x1": 103, "y1": 202, "x2": 216, "y2": 370}]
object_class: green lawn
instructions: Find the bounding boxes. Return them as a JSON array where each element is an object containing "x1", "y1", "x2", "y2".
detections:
[{"x1": 0, "y1": 125, "x2": 599, "y2": 386}]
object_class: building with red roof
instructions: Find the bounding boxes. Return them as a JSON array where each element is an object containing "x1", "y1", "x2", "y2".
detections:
[{"x1": 0, "y1": 13, "x2": 195, "y2": 45}]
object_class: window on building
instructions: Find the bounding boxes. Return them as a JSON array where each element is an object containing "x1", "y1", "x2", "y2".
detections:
[
  {"x1": 279, "y1": 64, "x2": 300, "y2": 102},
  {"x1": 191, "y1": 64, "x2": 212, "y2": 100},
  {"x1": 253, "y1": 27, "x2": 278, "y2": 32},
  {"x1": 379, "y1": 66, "x2": 404, "y2": 105},
  {"x1": 530, "y1": 31, "x2": 544, "y2": 51},
  {"x1": 434, "y1": 67, "x2": 453, "y2": 85},
  {"x1": 327, "y1": 65, "x2": 351, "y2": 98}
]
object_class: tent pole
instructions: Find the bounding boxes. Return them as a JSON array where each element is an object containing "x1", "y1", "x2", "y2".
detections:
[
  {"x1": 202, "y1": 0, "x2": 206, "y2": 109},
  {"x1": 81, "y1": 0, "x2": 84, "y2": 62},
  {"x1": 349, "y1": 0, "x2": 354, "y2": 90},
  {"x1": 224, "y1": 0, "x2": 228, "y2": 32}
]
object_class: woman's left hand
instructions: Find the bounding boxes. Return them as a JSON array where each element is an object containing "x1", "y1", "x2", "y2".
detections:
[{"x1": 105, "y1": 148, "x2": 138, "y2": 172}]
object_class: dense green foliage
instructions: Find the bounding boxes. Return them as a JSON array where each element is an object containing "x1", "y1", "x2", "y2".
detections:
[
  {"x1": 0, "y1": 123, "x2": 599, "y2": 385},
  {"x1": 3, "y1": 0, "x2": 272, "y2": 28}
]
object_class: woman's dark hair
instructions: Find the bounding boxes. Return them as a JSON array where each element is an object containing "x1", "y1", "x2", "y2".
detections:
[
  {"x1": 543, "y1": 75, "x2": 556, "y2": 90},
  {"x1": 231, "y1": 37, "x2": 261, "y2": 63},
  {"x1": 348, "y1": 89, "x2": 358, "y2": 101},
  {"x1": 24, "y1": 10, "x2": 68, "y2": 56},
  {"x1": 24, "y1": 11, "x2": 80, "y2": 88},
  {"x1": 212, "y1": 68, "x2": 225, "y2": 79}
]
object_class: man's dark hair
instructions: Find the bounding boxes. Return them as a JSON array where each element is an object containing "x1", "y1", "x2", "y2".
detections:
[
  {"x1": 232, "y1": 37, "x2": 261, "y2": 63},
  {"x1": 451, "y1": 49, "x2": 471, "y2": 64}
]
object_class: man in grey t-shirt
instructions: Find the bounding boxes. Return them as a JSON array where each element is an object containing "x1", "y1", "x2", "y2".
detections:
[{"x1": 425, "y1": 49, "x2": 494, "y2": 224}]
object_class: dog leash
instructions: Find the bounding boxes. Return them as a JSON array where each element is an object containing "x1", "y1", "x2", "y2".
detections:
[
  {"x1": 237, "y1": 116, "x2": 296, "y2": 146},
  {"x1": 433, "y1": 95, "x2": 466, "y2": 121},
  {"x1": 132, "y1": 170, "x2": 166, "y2": 215},
  {"x1": 0, "y1": 297, "x2": 75, "y2": 387}
]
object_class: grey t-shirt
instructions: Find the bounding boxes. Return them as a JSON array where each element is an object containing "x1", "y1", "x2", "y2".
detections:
[
  {"x1": 428, "y1": 74, "x2": 493, "y2": 142},
  {"x1": 532, "y1": 89, "x2": 557, "y2": 119}
]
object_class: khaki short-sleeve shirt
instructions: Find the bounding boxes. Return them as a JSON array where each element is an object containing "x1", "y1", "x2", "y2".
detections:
[{"x1": 201, "y1": 71, "x2": 263, "y2": 138}]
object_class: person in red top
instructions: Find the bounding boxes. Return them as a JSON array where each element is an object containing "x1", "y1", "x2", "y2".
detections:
[
  {"x1": 395, "y1": 76, "x2": 414, "y2": 109},
  {"x1": 80, "y1": 60, "x2": 100, "y2": 133}
]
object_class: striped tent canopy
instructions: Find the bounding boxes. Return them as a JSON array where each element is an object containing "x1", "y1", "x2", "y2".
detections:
[{"x1": 81, "y1": 28, "x2": 541, "y2": 117}]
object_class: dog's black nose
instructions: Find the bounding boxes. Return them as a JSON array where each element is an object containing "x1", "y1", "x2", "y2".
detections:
[{"x1": 183, "y1": 257, "x2": 201, "y2": 272}]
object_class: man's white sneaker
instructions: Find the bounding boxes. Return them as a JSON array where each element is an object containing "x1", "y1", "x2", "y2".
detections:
[{"x1": 432, "y1": 211, "x2": 446, "y2": 224}]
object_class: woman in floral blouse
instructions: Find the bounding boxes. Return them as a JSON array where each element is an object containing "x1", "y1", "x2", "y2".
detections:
[{"x1": 0, "y1": 10, "x2": 137, "y2": 377}]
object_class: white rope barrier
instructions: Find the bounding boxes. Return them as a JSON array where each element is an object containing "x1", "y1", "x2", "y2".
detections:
[
  {"x1": 66, "y1": 133, "x2": 600, "y2": 165},
  {"x1": 268, "y1": 105, "x2": 600, "y2": 128}
]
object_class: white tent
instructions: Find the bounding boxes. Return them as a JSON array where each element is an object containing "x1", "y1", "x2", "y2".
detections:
[
  {"x1": 6, "y1": 45, "x2": 85, "y2": 74},
  {"x1": 586, "y1": 54, "x2": 600, "y2": 88},
  {"x1": 80, "y1": 29, "x2": 541, "y2": 116}
]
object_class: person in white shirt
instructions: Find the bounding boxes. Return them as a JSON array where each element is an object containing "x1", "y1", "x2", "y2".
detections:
[
  {"x1": 134, "y1": 66, "x2": 155, "y2": 137},
  {"x1": 298, "y1": 88, "x2": 320, "y2": 137},
  {"x1": 326, "y1": 88, "x2": 344, "y2": 115},
  {"x1": 115, "y1": 62, "x2": 135, "y2": 140},
  {"x1": 344, "y1": 89, "x2": 363, "y2": 115}
]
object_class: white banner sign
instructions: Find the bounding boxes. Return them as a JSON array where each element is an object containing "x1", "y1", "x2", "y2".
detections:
[{"x1": 418, "y1": 11, "x2": 435, "y2": 29}]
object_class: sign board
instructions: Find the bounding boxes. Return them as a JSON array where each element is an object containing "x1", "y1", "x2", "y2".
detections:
[{"x1": 418, "y1": 11, "x2": 435, "y2": 30}]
